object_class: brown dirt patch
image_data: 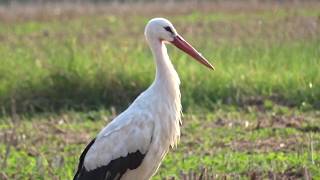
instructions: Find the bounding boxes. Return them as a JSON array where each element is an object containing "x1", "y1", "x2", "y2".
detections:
[
  {"x1": 231, "y1": 136, "x2": 305, "y2": 152},
  {"x1": 0, "y1": 121, "x2": 90, "y2": 156},
  {"x1": 0, "y1": 1, "x2": 319, "y2": 22},
  {"x1": 247, "y1": 166, "x2": 312, "y2": 180},
  {"x1": 256, "y1": 115, "x2": 304, "y2": 129}
]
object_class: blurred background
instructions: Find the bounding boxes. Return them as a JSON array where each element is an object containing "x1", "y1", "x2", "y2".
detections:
[{"x1": 0, "y1": 0, "x2": 319, "y2": 179}]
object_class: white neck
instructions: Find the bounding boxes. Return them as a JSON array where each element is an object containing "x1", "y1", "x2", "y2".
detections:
[
  {"x1": 147, "y1": 37, "x2": 182, "y2": 149},
  {"x1": 147, "y1": 38, "x2": 180, "y2": 91}
]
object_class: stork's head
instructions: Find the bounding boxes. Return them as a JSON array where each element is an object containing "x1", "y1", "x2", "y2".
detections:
[{"x1": 145, "y1": 18, "x2": 214, "y2": 70}]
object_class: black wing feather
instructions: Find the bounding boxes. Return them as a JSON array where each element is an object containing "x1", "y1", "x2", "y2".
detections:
[
  {"x1": 74, "y1": 139, "x2": 145, "y2": 180},
  {"x1": 73, "y1": 138, "x2": 96, "y2": 180}
]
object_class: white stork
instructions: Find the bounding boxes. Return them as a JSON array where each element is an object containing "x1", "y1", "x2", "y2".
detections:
[{"x1": 73, "y1": 17, "x2": 214, "y2": 180}]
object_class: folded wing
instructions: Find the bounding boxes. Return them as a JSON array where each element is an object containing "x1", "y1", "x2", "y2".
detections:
[{"x1": 74, "y1": 112, "x2": 154, "y2": 180}]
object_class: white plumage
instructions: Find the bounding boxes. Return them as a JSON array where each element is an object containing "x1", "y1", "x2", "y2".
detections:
[{"x1": 74, "y1": 17, "x2": 213, "y2": 180}]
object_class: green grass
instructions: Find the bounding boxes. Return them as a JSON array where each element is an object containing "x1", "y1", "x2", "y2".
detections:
[
  {"x1": 0, "y1": 106, "x2": 319, "y2": 179},
  {"x1": 0, "y1": 4, "x2": 319, "y2": 114},
  {"x1": 0, "y1": 3, "x2": 320, "y2": 179}
]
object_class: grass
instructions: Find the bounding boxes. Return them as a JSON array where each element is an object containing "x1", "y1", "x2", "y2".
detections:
[
  {"x1": 0, "y1": 2, "x2": 320, "y2": 179},
  {"x1": 0, "y1": 106, "x2": 319, "y2": 179},
  {"x1": 0, "y1": 2, "x2": 319, "y2": 114}
]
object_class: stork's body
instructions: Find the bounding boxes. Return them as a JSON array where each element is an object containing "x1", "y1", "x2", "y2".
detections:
[{"x1": 74, "y1": 18, "x2": 213, "y2": 180}]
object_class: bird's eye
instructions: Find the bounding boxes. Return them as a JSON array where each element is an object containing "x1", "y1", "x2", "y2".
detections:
[{"x1": 164, "y1": 26, "x2": 174, "y2": 34}]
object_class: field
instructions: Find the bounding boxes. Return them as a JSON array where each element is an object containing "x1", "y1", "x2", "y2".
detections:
[{"x1": 0, "y1": 1, "x2": 319, "y2": 179}]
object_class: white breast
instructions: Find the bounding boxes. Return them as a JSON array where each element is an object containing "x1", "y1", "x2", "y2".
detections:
[{"x1": 124, "y1": 74, "x2": 181, "y2": 179}]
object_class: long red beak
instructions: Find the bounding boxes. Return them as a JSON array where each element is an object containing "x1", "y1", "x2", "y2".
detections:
[{"x1": 171, "y1": 35, "x2": 214, "y2": 70}]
